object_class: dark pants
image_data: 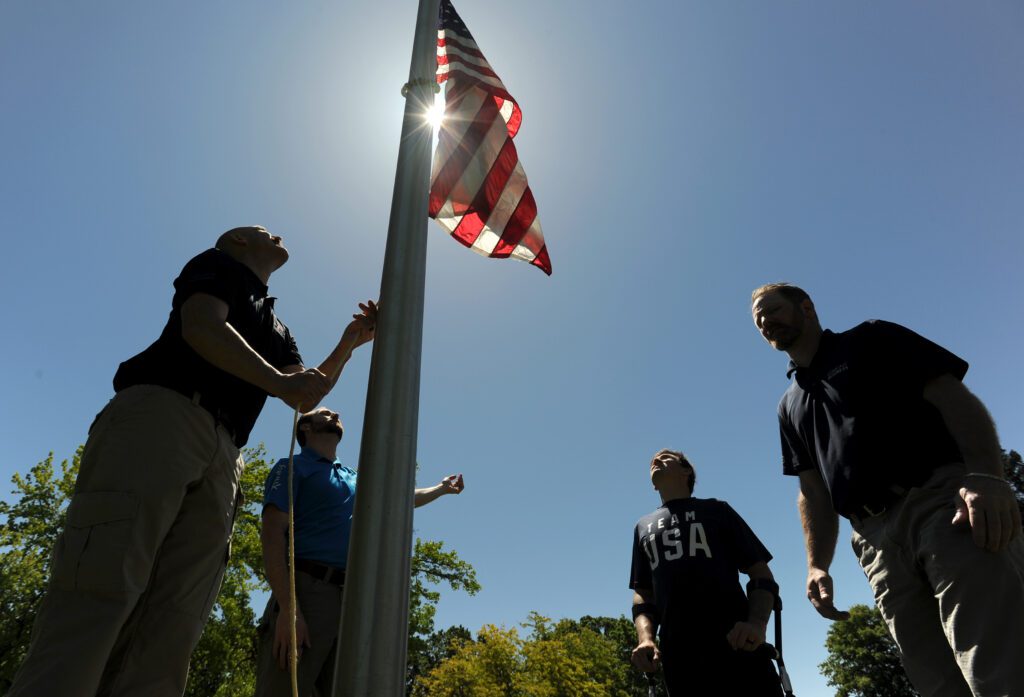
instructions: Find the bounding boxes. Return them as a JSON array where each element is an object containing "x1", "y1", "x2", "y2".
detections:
[{"x1": 660, "y1": 638, "x2": 782, "y2": 697}]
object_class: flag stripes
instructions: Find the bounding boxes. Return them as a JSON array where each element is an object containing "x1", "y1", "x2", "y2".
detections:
[{"x1": 428, "y1": 0, "x2": 551, "y2": 275}]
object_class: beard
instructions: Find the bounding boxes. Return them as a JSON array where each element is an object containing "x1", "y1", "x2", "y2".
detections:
[{"x1": 311, "y1": 420, "x2": 344, "y2": 440}]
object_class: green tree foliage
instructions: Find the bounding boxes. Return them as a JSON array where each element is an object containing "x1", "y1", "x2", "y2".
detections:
[
  {"x1": 413, "y1": 613, "x2": 653, "y2": 697},
  {"x1": 0, "y1": 447, "x2": 479, "y2": 697},
  {"x1": 820, "y1": 604, "x2": 918, "y2": 697},
  {"x1": 0, "y1": 450, "x2": 79, "y2": 692},
  {"x1": 1003, "y1": 449, "x2": 1024, "y2": 521}
]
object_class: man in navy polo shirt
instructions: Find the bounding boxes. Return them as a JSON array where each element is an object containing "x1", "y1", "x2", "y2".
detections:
[
  {"x1": 751, "y1": 282, "x2": 1024, "y2": 697},
  {"x1": 255, "y1": 406, "x2": 464, "y2": 696}
]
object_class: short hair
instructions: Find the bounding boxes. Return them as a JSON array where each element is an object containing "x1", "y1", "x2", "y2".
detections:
[
  {"x1": 654, "y1": 448, "x2": 696, "y2": 492},
  {"x1": 751, "y1": 282, "x2": 811, "y2": 307},
  {"x1": 216, "y1": 226, "x2": 264, "y2": 251},
  {"x1": 296, "y1": 411, "x2": 315, "y2": 447}
]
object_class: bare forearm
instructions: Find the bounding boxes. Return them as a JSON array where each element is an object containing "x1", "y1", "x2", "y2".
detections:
[
  {"x1": 317, "y1": 334, "x2": 359, "y2": 386},
  {"x1": 260, "y1": 528, "x2": 297, "y2": 613},
  {"x1": 184, "y1": 320, "x2": 283, "y2": 394},
  {"x1": 632, "y1": 590, "x2": 657, "y2": 643},
  {"x1": 925, "y1": 377, "x2": 1003, "y2": 476},
  {"x1": 414, "y1": 485, "x2": 445, "y2": 508},
  {"x1": 744, "y1": 563, "x2": 775, "y2": 626},
  {"x1": 799, "y1": 489, "x2": 838, "y2": 571}
]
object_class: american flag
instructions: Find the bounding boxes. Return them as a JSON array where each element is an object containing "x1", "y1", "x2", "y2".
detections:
[{"x1": 428, "y1": 0, "x2": 552, "y2": 275}]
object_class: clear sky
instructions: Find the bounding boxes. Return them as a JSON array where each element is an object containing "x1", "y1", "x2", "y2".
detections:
[{"x1": 2, "y1": 2, "x2": 1023, "y2": 695}]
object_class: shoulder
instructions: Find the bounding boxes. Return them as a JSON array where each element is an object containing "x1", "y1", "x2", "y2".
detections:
[{"x1": 179, "y1": 248, "x2": 237, "y2": 278}]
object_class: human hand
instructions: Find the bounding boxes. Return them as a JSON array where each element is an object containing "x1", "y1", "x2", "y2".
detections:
[
  {"x1": 274, "y1": 369, "x2": 331, "y2": 411},
  {"x1": 807, "y1": 567, "x2": 849, "y2": 621},
  {"x1": 953, "y1": 475, "x2": 1021, "y2": 552},
  {"x1": 726, "y1": 620, "x2": 767, "y2": 651},
  {"x1": 273, "y1": 608, "x2": 312, "y2": 671},
  {"x1": 440, "y1": 474, "x2": 464, "y2": 495},
  {"x1": 342, "y1": 300, "x2": 378, "y2": 349},
  {"x1": 630, "y1": 639, "x2": 661, "y2": 673}
]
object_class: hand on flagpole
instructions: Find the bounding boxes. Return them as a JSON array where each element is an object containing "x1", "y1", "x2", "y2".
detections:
[{"x1": 342, "y1": 300, "x2": 378, "y2": 350}]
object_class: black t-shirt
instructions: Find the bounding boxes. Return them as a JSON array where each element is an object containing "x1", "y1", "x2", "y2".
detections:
[
  {"x1": 777, "y1": 320, "x2": 967, "y2": 517},
  {"x1": 629, "y1": 498, "x2": 772, "y2": 645},
  {"x1": 113, "y1": 249, "x2": 303, "y2": 446}
]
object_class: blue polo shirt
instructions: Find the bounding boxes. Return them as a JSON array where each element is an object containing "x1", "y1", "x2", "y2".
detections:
[
  {"x1": 263, "y1": 447, "x2": 357, "y2": 569},
  {"x1": 777, "y1": 320, "x2": 967, "y2": 517}
]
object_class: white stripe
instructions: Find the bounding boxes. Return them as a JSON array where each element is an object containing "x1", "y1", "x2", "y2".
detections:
[
  {"x1": 483, "y1": 162, "x2": 529, "y2": 236},
  {"x1": 511, "y1": 242, "x2": 537, "y2": 263},
  {"x1": 443, "y1": 116, "x2": 509, "y2": 213},
  {"x1": 511, "y1": 218, "x2": 544, "y2": 261},
  {"x1": 470, "y1": 228, "x2": 501, "y2": 255},
  {"x1": 430, "y1": 88, "x2": 488, "y2": 185},
  {"x1": 499, "y1": 99, "x2": 514, "y2": 123}
]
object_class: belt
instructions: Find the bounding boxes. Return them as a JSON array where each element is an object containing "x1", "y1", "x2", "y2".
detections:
[
  {"x1": 847, "y1": 484, "x2": 908, "y2": 525},
  {"x1": 166, "y1": 385, "x2": 238, "y2": 444},
  {"x1": 295, "y1": 558, "x2": 346, "y2": 587}
]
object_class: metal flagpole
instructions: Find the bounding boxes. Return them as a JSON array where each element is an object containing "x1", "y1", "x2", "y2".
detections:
[{"x1": 332, "y1": 0, "x2": 440, "y2": 694}]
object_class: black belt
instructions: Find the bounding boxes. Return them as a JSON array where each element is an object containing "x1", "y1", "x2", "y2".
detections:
[
  {"x1": 847, "y1": 484, "x2": 909, "y2": 525},
  {"x1": 165, "y1": 385, "x2": 238, "y2": 444},
  {"x1": 295, "y1": 558, "x2": 346, "y2": 587}
]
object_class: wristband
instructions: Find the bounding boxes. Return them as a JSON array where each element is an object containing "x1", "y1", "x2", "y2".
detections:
[
  {"x1": 746, "y1": 577, "x2": 780, "y2": 598},
  {"x1": 632, "y1": 602, "x2": 660, "y2": 624}
]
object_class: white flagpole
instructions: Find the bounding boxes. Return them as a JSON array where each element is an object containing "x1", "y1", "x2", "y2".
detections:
[{"x1": 331, "y1": 0, "x2": 440, "y2": 694}]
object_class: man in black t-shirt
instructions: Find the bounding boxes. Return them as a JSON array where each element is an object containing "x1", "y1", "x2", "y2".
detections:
[
  {"x1": 751, "y1": 282, "x2": 1024, "y2": 697},
  {"x1": 9, "y1": 226, "x2": 376, "y2": 697},
  {"x1": 630, "y1": 449, "x2": 782, "y2": 696}
]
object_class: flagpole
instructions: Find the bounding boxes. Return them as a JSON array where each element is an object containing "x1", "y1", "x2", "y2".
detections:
[{"x1": 332, "y1": 0, "x2": 440, "y2": 694}]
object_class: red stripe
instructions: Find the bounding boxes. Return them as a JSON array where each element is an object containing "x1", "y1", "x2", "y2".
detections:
[
  {"x1": 492, "y1": 186, "x2": 537, "y2": 255},
  {"x1": 437, "y1": 35, "x2": 486, "y2": 61},
  {"x1": 466, "y1": 135, "x2": 518, "y2": 232},
  {"x1": 440, "y1": 53, "x2": 500, "y2": 81},
  {"x1": 531, "y1": 245, "x2": 552, "y2": 275},
  {"x1": 428, "y1": 95, "x2": 500, "y2": 217},
  {"x1": 442, "y1": 35, "x2": 485, "y2": 61},
  {"x1": 494, "y1": 97, "x2": 522, "y2": 137}
]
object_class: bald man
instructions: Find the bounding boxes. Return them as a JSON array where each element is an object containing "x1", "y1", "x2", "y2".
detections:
[{"x1": 9, "y1": 226, "x2": 376, "y2": 697}]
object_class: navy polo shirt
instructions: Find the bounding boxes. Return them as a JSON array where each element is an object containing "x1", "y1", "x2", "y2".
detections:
[
  {"x1": 263, "y1": 447, "x2": 357, "y2": 569},
  {"x1": 777, "y1": 320, "x2": 967, "y2": 517},
  {"x1": 113, "y1": 248, "x2": 303, "y2": 446}
]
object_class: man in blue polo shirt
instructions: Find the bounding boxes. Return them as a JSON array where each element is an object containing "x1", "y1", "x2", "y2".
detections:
[
  {"x1": 751, "y1": 282, "x2": 1024, "y2": 697},
  {"x1": 255, "y1": 406, "x2": 464, "y2": 696}
]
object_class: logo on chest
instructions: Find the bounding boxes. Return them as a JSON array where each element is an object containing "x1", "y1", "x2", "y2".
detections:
[{"x1": 642, "y1": 512, "x2": 712, "y2": 570}]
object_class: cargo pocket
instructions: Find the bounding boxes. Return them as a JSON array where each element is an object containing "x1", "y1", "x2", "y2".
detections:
[{"x1": 51, "y1": 491, "x2": 138, "y2": 593}]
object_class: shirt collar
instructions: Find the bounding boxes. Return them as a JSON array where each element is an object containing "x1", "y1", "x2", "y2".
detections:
[
  {"x1": 786, "y1": 328, "x2": 835, "y2": 378},
  {"x1": 299, "y1": 446, "x2": 339, "y2": 466},
  {"x1": 211, "y1": 247, "x2": 270, "y2": 297}
]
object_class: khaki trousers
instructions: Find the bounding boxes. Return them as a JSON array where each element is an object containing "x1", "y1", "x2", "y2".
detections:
[
  {"x1": 9, "y1": 385, "x2": 244, "y2": 697},
  {"x1": 254, "y1": 571, "x2": 344, "y2": 697},
  {"x1": 852, "y1": 464, "x2": 1024, "y2": 697}
]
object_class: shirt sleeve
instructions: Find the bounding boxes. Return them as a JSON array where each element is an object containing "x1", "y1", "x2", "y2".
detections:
[
  {"x1": 865, "y1": 320, "x2": 968, "y2": 391},
  {"x1": 723, "y1": 503, "x2": 773, "y2": 571},
  {"x1": 779, "y1": 403, "x2": 813, "y2": 476},
  {"x1": 628, "y1": 525, "x2": 652, "y2": 590},
  {"x1": 263, "y1": 459, "x2": 295, "y2": 511},
  {"x1": 278, "y1": 323, "x2": 303, "y2": 369},
  {"x1": 172, "y1": 249, "x2": 238, "y2": 307}
]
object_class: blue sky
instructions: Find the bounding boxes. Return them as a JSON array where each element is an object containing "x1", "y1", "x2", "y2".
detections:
[{"x1": 2, "y1": 2, "x2": 1023, "y2": 694}]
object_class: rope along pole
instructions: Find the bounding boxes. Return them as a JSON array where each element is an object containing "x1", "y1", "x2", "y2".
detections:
[
  {"x1": 286, "y1": 406, "x2": 300, "y2": 697},
  {"x1": 284, "y1": 345, "x2": 357, "y2": 697}
]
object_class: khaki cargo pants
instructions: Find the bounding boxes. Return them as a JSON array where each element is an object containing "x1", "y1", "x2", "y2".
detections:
[
  {"x1": 9, "y1": 385, "x2": 244, "y2": 697},
  {"x1": 852, "y1": 464, "x2": 1024, "y2": 697}
]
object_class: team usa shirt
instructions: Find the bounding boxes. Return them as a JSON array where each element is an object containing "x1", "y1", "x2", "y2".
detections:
[{"x1": 629, "y1": 498, "x2": 772, "y2": 645}]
